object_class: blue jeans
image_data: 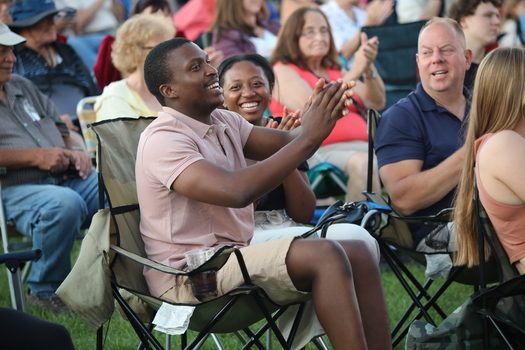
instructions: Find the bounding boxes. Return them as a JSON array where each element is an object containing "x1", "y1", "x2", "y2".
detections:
[
  {"x1": 67, "y1": 32, "x2": 109, "y2": 72},
  {"x1": 2, "y1": 170, "x2": 99, "y2": 299}
]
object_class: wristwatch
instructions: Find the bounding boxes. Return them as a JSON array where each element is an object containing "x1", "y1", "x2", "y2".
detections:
[{"x1": 363, "y1": 68, "x2": 378, "y2": 79}]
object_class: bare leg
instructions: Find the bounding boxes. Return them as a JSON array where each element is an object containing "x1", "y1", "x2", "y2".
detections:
[
  {"x1": 337, "y1": 240, "x2": 391, "y2": 350},
  {"x1": 345, "y1": 152, "x2": 381, "y2": 202},
  {"x1": 285, "y1": 238, "x2": 391, "y2": 350}
]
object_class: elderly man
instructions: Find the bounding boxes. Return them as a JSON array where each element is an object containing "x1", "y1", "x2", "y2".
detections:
[
  {"x1": 0, "y1": 21, "x2": 98, "y2": 314},
  {"x1": 374, "y1": 17, "x2": 473, "y2": 256},
  {"x1": 448, "y1": 0, "x2": 501, "y2": 89}
]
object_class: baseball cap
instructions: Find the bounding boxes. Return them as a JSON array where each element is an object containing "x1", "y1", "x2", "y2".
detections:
[{"x1": 0, "y1": 21, "x2": 25, "y2": 46}]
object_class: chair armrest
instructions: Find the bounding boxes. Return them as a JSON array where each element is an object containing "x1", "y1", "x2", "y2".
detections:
[{"x1": 110, "y1": 244, "x2": 238, "y2": 276}]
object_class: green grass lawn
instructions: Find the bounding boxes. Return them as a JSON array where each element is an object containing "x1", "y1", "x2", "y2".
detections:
[{"x1": 0, "y1": 240, "x2": 475, "y2": 349}]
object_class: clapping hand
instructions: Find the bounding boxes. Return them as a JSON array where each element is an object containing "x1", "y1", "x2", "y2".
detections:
[{"x1": 266, "y1": 107, "x2": 301, "y2": 130}]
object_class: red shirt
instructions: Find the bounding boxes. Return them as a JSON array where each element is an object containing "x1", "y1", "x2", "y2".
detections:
[{"x1": 269, "y1": 62, "x2": 368, "y2": 146}]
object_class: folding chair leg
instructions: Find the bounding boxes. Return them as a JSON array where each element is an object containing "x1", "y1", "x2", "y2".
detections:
[
  {"x1": 486, "y1": 317, "x2": 516, "y2": 350},
  {"x1": 112, "y1": 288, "x2": 164, "y2": 350},
  {"x1": 312, "y1": 336, "x2": 331, "y2": 350},
  {"x1": 186, "y1": 295, "x2": 241, "y2": 349},
  {"x1": 240, "y1": 327, "x2": 269, "y2": 350},
  {"x1": 97, "y1": 327, "x2": 103, "y2": 350},
  {"x1": 379, "y1": 242, "x2": 437, "y2": 323},
  {"x1": 165, "y1": 334, "x2": 170, "y2": 350},
  {"x1": 209, "y1": 334, "x2": 225, "y2": 350},
  {"x1": 250, "y1": 292, "x2": 292, "y2": 350},
  {"x1": 5, "y1": 259, "x2": 26, "y2": 312}
]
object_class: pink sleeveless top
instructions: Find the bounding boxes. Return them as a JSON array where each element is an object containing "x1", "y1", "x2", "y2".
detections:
[
  {"x1": 475, "y1": 133, "x2": 525, "y2": 264},
  {"x1": 269, "y1": 62, "x2": 368, "y2": 146}
]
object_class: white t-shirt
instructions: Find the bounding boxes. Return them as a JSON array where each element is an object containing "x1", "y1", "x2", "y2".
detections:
[
  {"x1": 250, "y1": 29, "x2": 278, "y2": 59},
  {"x1": 55, "y1": 0, "x2": 119, "y2": 34},
  {"x1": 320, "y1": 1, "x2": 367, "y2": 68}
]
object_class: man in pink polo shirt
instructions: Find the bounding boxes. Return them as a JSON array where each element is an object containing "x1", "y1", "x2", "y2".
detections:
[{"x1": 136, "y1": 38, "x2": 391, "y2": 350}]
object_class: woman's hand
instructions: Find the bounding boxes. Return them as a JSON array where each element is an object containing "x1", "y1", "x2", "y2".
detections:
[
  {"x1": 345, "y1": 32, "x2": 379, "y2": 80},
  {"x1": 302, "y1": 78, "x2": 355, "y2": 117},
  {"x1": 267, "y1": 107, "x2": 301, "y2": 130},
  {"x1": 365, "y1": 0, "x2": 394, "y2": 26}
]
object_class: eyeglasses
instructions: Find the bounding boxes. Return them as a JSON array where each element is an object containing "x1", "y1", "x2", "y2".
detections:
[
  {"x1": 0, "y1": 0, "x2": 13, "y2": 7},
  {"x1": 301, "y1": 28, "x2": 330, "y2": 38},
  {"x1": 142, "y1": 46, "x2": 155, "y2": 50}
]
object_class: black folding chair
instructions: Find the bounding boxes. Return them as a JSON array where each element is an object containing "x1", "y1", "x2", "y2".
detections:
[
  {"x1": 57, "y1": 117, "x2": 323, "y2": 350},
  {"x1": 362, "y1": 109, "x2": 498, "y2": 347},
  {"x1": 362, "y1": 21, "x2": 426, "y2": 112}
]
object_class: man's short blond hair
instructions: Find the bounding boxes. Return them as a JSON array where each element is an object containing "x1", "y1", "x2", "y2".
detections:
[{"x1": 418, "y1": 17, "x2": 467, "y2": 50}]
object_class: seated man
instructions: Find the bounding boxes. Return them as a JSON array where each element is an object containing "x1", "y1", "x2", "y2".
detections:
[
  {"x1": 374, "y1": 17, "x2": 472, "y2": 254},
  {"x1": 448, "y1": 0, "x2": 501, "y2": 89},
  {"x1": 10, "y1": 0, "x2": 101, "y2": 131},
  {"x1": 136, "y1": 38, "x2": 391, "y2": 350},
  {"x1": 0, "y1": 23, "x2": 98, "y2": 314}
]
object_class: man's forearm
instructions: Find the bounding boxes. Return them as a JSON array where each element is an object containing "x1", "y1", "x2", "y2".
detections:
[
  {"x1": 0, "y1": 149, "x2": 39, "y2": 169},
  {"x1": 386, "y1": 150, "x2": 464, "y2": 215}
]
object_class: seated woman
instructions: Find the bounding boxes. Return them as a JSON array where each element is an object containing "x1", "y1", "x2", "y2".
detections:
[
  {"x1": 93, "y1": 0, "x2": 175, "y2": 90},
  {"x1": 320, "y1": 0, "x2": 393, "y2": 69},
  {"x1": 269, "y1": 6, "x2": 385, "y2": 202},
  {"x1": 10, "y1": 0, "x2": 100, "y2": 131},
  {"x1": 54, "y1": 0, "x2": 126, "y2": 71},
  {"x1": 95, "y1": 12, "x2": 174, "y2": 121},
  {"x1": 454, "y1": 47, "x2": 525, "y2": 274},
  {"x1": 218, "y1": 54, "x2": 382, "y2": 348},
  {"x1": 219, "y1": 54, "x2": 314, "y2": 233},
  {"x1": 498, "y1": 0, "x2": 525, "y2": 47},
  {"x1": 210, "y1": 0, "x2": 280, "y2": 62}
]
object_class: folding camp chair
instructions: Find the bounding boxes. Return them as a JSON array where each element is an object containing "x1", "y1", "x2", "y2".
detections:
[
  {"x1": 472, "y1": 180, "x2": 525, "y2": 349},
  {"x1": 361, "y1": 21, "x2": 426, "y2": 111},
  {"x1": 0, "y1": 167, "x2": 41, "y2": 311},
  {"x1": 362, "y1": 109, "x2": 498, "y2": 347},
  {"x1": 56, "y1": 117, "x2": 320, "y2": 350},
  {"x1": 76, "y1": 96, "x2": 99, "y2": 165},
  {"x1": 1, "y1": 165, "x2": 86, "y2": 311},
  {"x1": 405, "y1": 179, "x2": 525, "y2": 349},
  {"x1": 0, "y1": 249, "x2": 41, "y2": 311}
]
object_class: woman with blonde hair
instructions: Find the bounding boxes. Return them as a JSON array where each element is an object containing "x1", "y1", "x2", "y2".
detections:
[
  {"x1": 95, "y1": 12, "x2": 175, "y2": 121},
  {"x1": 454, "y1": 47, "x2": 525, "y2": 274}
]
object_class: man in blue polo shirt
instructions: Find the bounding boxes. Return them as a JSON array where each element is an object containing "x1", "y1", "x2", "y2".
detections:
[{"x1": 374, "y1": 17, "x2": 472, "y2": 254}]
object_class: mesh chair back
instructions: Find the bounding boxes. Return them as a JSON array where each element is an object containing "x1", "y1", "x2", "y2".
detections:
[
  {"x1": 90, "y1": 117, "x2": 296, "y2": 342},
  {"x1": 91, "y1": 117, "x2": 156, "y2": 297},
  {"x1": 361, "y1": 20, "x2": 425, "y2": 87},
  {"x1": 362, "y1": 21, "x2": 426, "y2": 110}
]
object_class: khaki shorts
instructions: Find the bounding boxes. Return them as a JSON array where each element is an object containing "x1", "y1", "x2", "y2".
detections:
[{"x1": 161, "y1": 236, "x2": 310, "y2": 305}]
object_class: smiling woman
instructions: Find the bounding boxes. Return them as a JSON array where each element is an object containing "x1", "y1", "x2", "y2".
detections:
[
  {"x1": 268, "y1": 6, "x2": 385, "y2": 202},
  {"x1": 218, "y1": 53, "x2": 315, "y2": 228}
]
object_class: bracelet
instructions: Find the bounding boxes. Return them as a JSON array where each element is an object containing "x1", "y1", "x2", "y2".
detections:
[
  {"x1": 69, "y1": 147, "x2": 84, "y2": 151},
  {"x1": 363, "y1": 68, "x2": 378, "y2": 79}
]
